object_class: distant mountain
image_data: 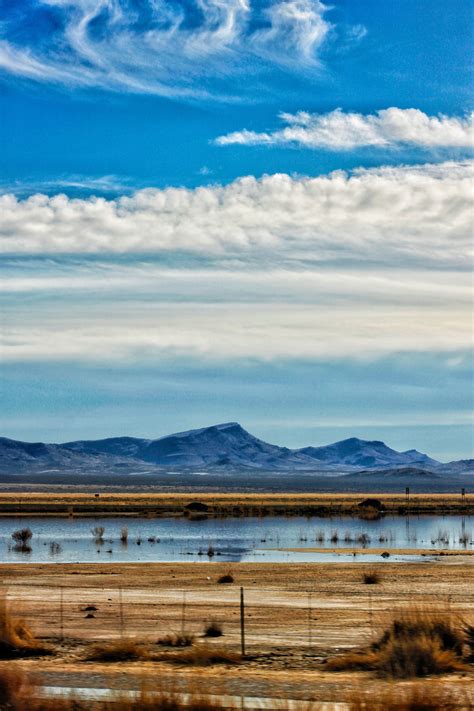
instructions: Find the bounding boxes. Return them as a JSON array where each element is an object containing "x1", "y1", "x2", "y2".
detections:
[
  {"x1": 433, "y1": 459, "x2": 474, "y2": 476},
  {"x1": 300, "y1": 437, "x2": 438, "y2": 469},
  {"x1": 1, "y1": 423, "x2": 471, "y2": 481},
  {"x1": 347, "y1": 466, "x2": 440, "y2": 479},
  {"x1": 64, "y1": 423, "x2": 319, "y2": 470}
]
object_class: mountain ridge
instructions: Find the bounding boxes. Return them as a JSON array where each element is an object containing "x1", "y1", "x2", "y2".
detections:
[{"x1": 1, "y1": 422, "x2": 467, "y2": 479}]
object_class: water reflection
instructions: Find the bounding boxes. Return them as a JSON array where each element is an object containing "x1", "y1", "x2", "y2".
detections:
[{"x1": 0, "y1": 514, "x2": 472, "y2": 564}]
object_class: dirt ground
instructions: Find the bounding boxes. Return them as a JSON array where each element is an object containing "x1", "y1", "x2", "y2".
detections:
[{"x1": 1, "y1": 560, "x2": 473, "y2": 707}]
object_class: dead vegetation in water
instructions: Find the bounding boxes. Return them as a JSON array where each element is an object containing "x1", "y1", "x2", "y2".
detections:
[
  {"x1": 0, "y1": 596, "x2": 51, "y2": 659},
  {"x1": 328, "y1": 607, "x2": 468, "y2": 678}
]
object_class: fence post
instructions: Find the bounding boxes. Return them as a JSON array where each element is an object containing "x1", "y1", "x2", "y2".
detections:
[
  {"x1": 368, "y1": 591, "x2": 373, "y2": 633},
  {"x1": 59, "y1": 586, "x2": 64, "y2": 641},
  {"x1": 181, "y1": 591, "x2": 186, "y2": 634},
  {"x1": 119, "y1": 587, "x2": 124, "y2": 638},
  {"x1": 308, "y1": 591, "x2": 312, "y2": 651},
  {"x1": 240, "y1": 587, "x2": 245, "y2": 658}
]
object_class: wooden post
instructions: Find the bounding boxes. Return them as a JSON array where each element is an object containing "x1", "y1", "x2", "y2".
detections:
[
  {"x1": 119, "y1": 587, "x2": 124, "y2": 638},
  {"x1": 59, "y1": 586, "x2": 64, "y2": 642},
  {"x1": 308, "y1": 591, "x2": 312, "y2": 651},
  {"x1": 240, "y1": 587, "x2": 245, "y2": 658},
  {"x1": 368, "y1": 591, "x2": 373, "y2": 633},
  {"x1": 181, "y1": 591, "x2": 186, "y2": 634}
]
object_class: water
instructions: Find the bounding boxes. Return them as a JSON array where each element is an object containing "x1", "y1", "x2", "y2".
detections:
[{"x1": 0, "y1": 515, "x2": 472, "y2": 564}]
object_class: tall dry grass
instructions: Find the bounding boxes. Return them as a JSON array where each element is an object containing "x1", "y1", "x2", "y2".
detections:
[
  {"x1": 0, "y1": 668, "x2": 232, "y2": 710},
  {"x1": 347, "y1": 682, "x2": 470, "y2": 710},
  {"x1": 86, "y1": 638, "x2": 149, "y2": 662},
  {"x1": 328, "y1": 607, "x2": 467, "y2": 678},
  {"x1": 0, "y1": 596, "x2": 50, "y2": 659}
]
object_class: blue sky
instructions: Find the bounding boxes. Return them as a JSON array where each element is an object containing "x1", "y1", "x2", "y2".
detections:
[{"x1": 0, "y1": 0, "x2": 473, "y2": 459}]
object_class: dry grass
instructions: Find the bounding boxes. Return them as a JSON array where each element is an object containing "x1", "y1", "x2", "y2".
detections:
[
  {"x1": 85, "y1": 638, "x2": 149, "y2": 662},
  {"x1": 156, "y1": 644, "x2": 240, "y2": 666},
  {"x1": 0, "y1": 668, "x2": 227, "y2": 710},
  {"x1": 328, "y1": 607, "x2": 467, "y2": 678},
  {"x1": 463, "y1": 623, "x2": 474, "y2": 661},
  {"x1": 0, "y1": 667, "x2": 81, "y2": 710},
  {"x1": 2, "y1": 491, "x2": 471, "y2": 520},
  {"x1": 157, "y1": 632, "x2": 194, "y2": 647},
  {"x1": 0, "y1": 596, "x2": 51, "y2": 659},
  {"x1": 347, "y1": 682, "x2": 468, "y2": 710}
]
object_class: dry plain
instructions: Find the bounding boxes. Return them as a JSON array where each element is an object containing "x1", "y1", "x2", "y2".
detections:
[{"x1": 1, "y1": 558, "x2": 473, "y2": 708}]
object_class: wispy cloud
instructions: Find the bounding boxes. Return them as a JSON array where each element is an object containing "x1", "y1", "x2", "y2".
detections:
[
  {"x1": 0, "y1": 174, "x2": 135, "y2": 198},
  {"x1": 216, "y1": 108, "x2": 474, "y2": 148},
  {"x1": 0, "y1": 0, "x2": 333, "y2": 98},
  {"x1": 1, "y1": 161, "x2": 472, "y2": 267},
  {"x1": 1, "y1": 299, "x2": 470, "y2": 363}
]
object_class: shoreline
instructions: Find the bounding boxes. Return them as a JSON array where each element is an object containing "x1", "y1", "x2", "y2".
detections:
[{"x1": 0, "y1": 491, "x2": 472, "y2": 518}]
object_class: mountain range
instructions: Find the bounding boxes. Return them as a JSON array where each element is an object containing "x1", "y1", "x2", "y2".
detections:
[{"x1": 0, "y1": 422, "x2": 471, "y2": 478}]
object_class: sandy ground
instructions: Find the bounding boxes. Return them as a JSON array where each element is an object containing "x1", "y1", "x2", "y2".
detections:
[{"x1": 1, "y1": 560, "x2": 473, "y2": 706}]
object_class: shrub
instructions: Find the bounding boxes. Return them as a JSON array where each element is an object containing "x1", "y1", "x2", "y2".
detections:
[
  {"x1": 0, "y1": 597, "x2": 51, "y2": 659},
  {"x1": 86, "y1": 638, "x2": 149, "y2": 662},
  {"x1": 362, "y1": 571, "x2": 381, "y2": 585},
  {"x1": 463, "y1": 622, "x2": 474, "y2": 661},
  {"x1": 11, "y1": 528, "x2": 32, "y2": 552},
  {"x1": 203, "y1": 621, "x2": 223, "y2": 638},
  {"x1": 161, "y1": 645, "x2": 240, "y2": 666},
  {"x1": 217, "y1": 573, "x2": 234, "y2": 584},
  {"x1": 328, "y1": 607, "x2": 465, "y2": 678}
]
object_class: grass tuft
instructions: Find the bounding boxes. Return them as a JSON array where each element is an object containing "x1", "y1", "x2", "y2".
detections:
[
  {"x1": 157, "y1": 644, "x2": 240, "y2": 666},
  {"x1": 347, "y1": 682, "x2": 465, "y2": 710},
  {"x1": 328, "y1": 607, "x2": 466, "y2": 678},
  {"x1": 0, "y1": 596, "x2": 51, "y2": 659},
  {"x1": 86, "y1": 638, "x2": 149, "y2": 662},
  {"x1": 157, "y1": 632, "x2": 194, "y2": 647}
]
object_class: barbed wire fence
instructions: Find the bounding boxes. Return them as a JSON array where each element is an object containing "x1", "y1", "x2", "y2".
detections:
[{"x1": 3, "y1": 582, "x2": 474, "y2": 656}]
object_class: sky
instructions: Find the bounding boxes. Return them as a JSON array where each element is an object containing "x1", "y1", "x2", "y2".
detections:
[{"x1": 0, "y1": 0, "x2": 473, "y2": 461}]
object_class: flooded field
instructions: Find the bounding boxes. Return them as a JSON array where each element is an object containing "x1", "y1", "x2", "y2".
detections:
[{"x1": 0, "y1": 514, "x2": 472, "y2": 564}]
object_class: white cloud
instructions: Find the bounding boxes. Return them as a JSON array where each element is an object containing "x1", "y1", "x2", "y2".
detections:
[
  {"x1": 0, "y1": 0, "x2": 332, "y2": 98},
  {"x1": 216, "y1": 108, "x2": 474, "y2": 148},
  {"x1": 0, "y1": 161, "x2": 472, "y2": 267},
  {"x1": 1, "y1": 300, "x2": 470, "y2": 363}
]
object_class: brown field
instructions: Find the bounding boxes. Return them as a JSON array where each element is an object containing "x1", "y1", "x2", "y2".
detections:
[
  {"x1": 0, "y1": 559, "x2": 473, "y2": 708},
  {"x1": 0, "y1": 491, "x2": 472, "y2": 517}
]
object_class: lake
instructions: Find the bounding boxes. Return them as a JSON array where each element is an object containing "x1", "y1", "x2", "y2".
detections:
[{"x1": 0, "y1": 515, "x2": 472, "y2": 564}]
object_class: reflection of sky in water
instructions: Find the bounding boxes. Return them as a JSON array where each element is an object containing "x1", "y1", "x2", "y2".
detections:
[{"x1": 0, "y1": 515, "x2": 472, "y2": 564}]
